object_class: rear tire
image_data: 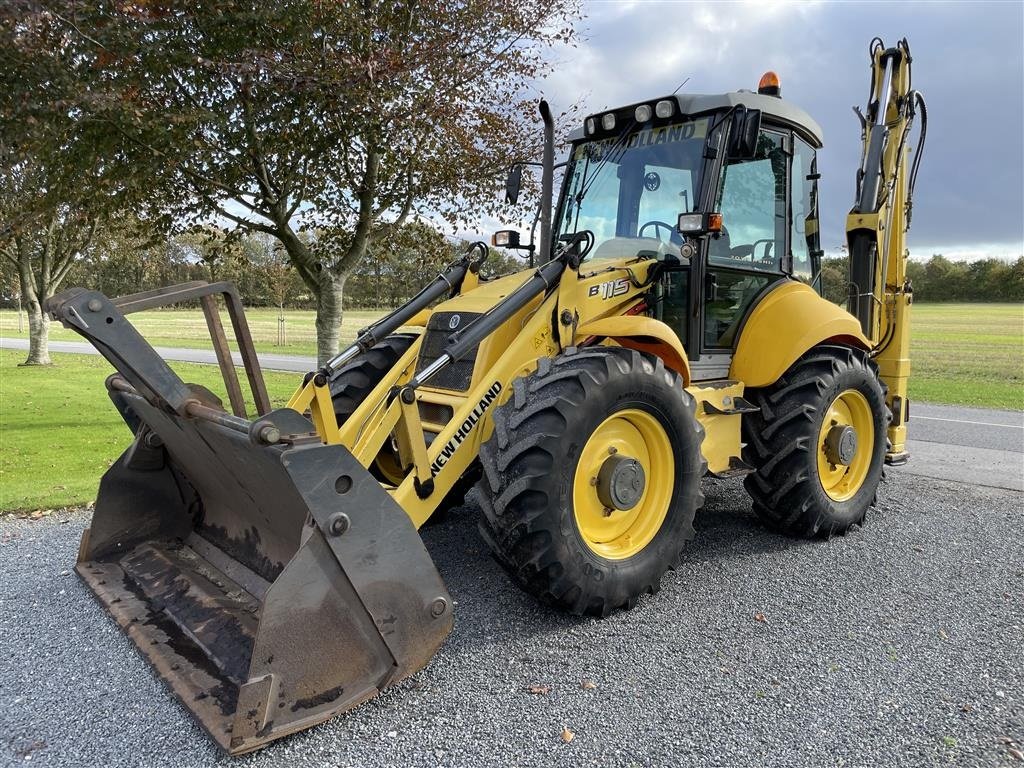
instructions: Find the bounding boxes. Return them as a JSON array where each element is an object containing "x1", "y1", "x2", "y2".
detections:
[
  {"x1": 477, "y1": 347, "x2": 705, "y2": 617},
  {"x1": 742, "y1": 345, "x2": 887, "y2": 538}
]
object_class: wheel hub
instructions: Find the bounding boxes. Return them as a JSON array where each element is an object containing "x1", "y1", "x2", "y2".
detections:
[
  {"x1": 596, "y1": 455, "x2": 646, "y2": 511},
  {"x1": 823, "y1": 424, "x2": 858, "y2": 465}
]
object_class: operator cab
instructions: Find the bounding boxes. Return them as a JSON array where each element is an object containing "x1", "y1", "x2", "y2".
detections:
[{"x1": 555, "y1": 82, "x2": 824, "y2": 375}]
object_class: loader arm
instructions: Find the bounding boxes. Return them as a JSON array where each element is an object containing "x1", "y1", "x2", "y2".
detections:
[{"x1": 846, "y1": 37, "x2": 927, "y2": 462}]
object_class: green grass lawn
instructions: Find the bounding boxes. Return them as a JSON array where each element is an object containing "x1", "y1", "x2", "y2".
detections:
[
  {"x1": 0, "y1": 350, "x2": 299, "y2": 512},
  {"x1": 0, "y1": 302, "x2": 1020, "y2": 513},
  {"x1": 909, "y1": 303, "x2": 1023, "y2": 410}
]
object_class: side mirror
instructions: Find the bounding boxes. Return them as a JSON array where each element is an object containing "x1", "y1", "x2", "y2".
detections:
[
  {"x1": 504, "y1": 165, "x2": 523, "y2": 205},
  {"x1": 727, "y1": 106, "x2": 762, "y2": 160},
  {"x1": 491, "y1": 229, "x2": 532, "y2": 251}
]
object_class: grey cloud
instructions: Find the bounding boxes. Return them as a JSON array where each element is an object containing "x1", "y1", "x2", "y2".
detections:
[{"x1": 535, "y1": 1, "x2": 1023, "y2": 256}]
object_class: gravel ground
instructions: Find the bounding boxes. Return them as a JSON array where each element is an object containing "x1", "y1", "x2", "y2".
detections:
[{"x1": 1, "y1": 472, "x2": 1021, "y2": 768}]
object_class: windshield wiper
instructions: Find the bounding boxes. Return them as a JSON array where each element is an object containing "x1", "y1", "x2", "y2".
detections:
[{"x1": 574, "y1": 118, "x2": 638, "y2": 209}]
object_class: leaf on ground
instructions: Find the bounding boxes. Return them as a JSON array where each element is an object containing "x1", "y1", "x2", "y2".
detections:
[
  {"x1": 998, "y1": 736, "x2": 1017, "y2": 745},
  {"x1": 560, "y1": 726, "x2": 575, "y2": 743},
  {"x1": 754, "y1": 611, "x2": 767, "y2": 623},
  {"x1": 524, "y1": 685, "x2": 551, "y2": 695},
  {"x1": 1007, "y1": 747, "x2": 1023, "y2": 761},
  {"x1": 581, "y1": 679, "x2": 597, "y2": 690}
]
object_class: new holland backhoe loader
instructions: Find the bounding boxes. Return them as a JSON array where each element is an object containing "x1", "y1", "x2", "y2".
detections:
[{"x1": 47, "y1": 38, "x2": 926, "y2": 754}]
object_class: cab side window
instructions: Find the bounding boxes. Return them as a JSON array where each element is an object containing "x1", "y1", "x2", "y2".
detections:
[
  {"x1": 710, "y1": 131, "x2": 787, "y2": 270},
  {"x1": 791, "y1": 137, "x2": 820, "y2": 283}
]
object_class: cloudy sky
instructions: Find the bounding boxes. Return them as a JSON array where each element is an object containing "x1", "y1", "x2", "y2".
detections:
[{"x1": 500, "y1": 0, "x2": 1023, "y2": 261}]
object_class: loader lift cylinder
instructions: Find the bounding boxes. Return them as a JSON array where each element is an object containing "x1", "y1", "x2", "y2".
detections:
[
  {"x1": 322, "y1": 244, "x2": 486, "y2": 376},
  {"x1": 409, "y1": 254, "x2": 568, "y2": 389}
]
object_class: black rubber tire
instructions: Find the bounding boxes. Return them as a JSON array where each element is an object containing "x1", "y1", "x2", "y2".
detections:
[
  {"x1": 330, "y1": 334, "x2": 418, "y2": 424},
  {"x1": 476, "y1": 347, "x2": 706, "y2": 617},
  {"x1": 742, "y1": 345, "x2": 888, "y2": 538}
]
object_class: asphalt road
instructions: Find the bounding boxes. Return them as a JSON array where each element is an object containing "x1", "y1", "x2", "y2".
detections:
[
  {"x1": 1, "y1": 473, "x2": 1021, "y2": 768},
  {"x1": 0, "y1": 337, "x2": 317, "y2": 374}
]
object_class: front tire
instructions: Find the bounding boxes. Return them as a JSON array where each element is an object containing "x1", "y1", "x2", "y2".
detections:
[
  {"x1": 742, "y1": 345, "x2": 888, "y2": 538},
  {"x1": 330, "y1": 334, "x2": 417, "y2": 485},
  {"x1": 477, "y1": 347, "x2": 705, "y2": 617}
]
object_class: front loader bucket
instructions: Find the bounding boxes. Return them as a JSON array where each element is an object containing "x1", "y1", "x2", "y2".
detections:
[{"x1": 46, "y1": 284, "x2": 453, "y2": 755}]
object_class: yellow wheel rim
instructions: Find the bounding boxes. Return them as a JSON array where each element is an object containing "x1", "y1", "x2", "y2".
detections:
[
  {"x1": 572, "y1": 408, "x2": 674, "y2": 561},
  {"x1": 816, "y1": 388, "x2": 874, "y2": 502},
  {"x1": 374, "y1": 442, "x2": 406, "y2": 487}
]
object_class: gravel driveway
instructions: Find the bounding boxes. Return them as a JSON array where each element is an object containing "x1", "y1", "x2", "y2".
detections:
[{"x1": 1, "y1": 472, "x2": 1021, "y2": 768}]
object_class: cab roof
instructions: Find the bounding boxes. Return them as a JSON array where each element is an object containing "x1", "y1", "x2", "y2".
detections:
[{"x1": 570, "y1": 91, "x2": 824, "y2": 148}]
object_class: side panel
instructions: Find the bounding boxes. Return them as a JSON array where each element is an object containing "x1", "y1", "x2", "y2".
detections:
[{"x1": 730, "y1": 281, "x2": 870, "y2": 388}]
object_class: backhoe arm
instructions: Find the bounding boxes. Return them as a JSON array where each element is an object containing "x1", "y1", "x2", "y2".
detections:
[{"x1": 846, "y1": 37, "x2": 927, "y2": 462}]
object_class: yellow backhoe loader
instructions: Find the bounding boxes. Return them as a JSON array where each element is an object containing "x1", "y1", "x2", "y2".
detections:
[{"x1": 47, "y1": 37, "x2": 926, "y2": 754}]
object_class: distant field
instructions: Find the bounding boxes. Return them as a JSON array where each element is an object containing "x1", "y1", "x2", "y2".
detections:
[
  {"x1": 0, "y1": 307, "x2": 387, "y2": 358},
  {"x1": 909, "y1": 303, "x2": 1022, "y2": 410},
  {"x1": 1, "y1": 302, "x2": 1020, "y2": 407},
  {"x1": 0, "y1": 349, "x2": 299, "y2": 512}
]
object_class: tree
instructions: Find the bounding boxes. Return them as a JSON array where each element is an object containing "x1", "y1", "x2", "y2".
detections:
[
  {"x1": 0, "y1": 154, "x2": 101, "y2": 364},
  {"x1": 3, "y1": 1, "x2": 581, "y2": 364}
]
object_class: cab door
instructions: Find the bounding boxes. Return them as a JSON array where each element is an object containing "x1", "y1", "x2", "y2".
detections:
[{"x1": 693, "y1": 128, "x2": 790, "y2": 378}]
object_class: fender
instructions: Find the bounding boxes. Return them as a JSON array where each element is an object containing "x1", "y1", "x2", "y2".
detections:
[
  {"x1": 576, "y1": 315, "x2": 691, "y2": 384},
  {"x1": 731, "y1": 280, "x2": 870, "y2": 388}
]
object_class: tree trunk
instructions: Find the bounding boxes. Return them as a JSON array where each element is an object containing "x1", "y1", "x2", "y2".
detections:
[
  {"x1": 22, "y1": 295, "x2": 51, "y2": 366},
  {"x1": 314, "y1": 272, "x2": 346, "y2": 366},
  {"x1": 16, "y1": 255, "x2": 51, "y2": 365}
]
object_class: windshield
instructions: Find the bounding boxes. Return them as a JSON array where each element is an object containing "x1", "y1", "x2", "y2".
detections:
[{"x1": 557, "y1": 117, "x2": 711, "y2": 261}]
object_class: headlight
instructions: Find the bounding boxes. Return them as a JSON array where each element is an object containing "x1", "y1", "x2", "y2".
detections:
[
  {"x1": 585, "y1": 117, "x2": 595, "y2": 135},
  {"x1": 601, "y1": 112, "x2": 616, "y2": 131},
  {"x1": 655, "y1": 99, "x2": 675, "y2": 118},
  {"x1": 634, "y1": 104, "x2": 652, "y2": 123}
]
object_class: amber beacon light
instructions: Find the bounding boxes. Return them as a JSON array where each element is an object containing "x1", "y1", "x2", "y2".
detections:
[{"x1": 757, "y1": 71, "x2": 781, "y2": 97}]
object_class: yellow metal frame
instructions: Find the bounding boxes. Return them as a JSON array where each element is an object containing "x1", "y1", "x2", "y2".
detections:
[{"x1": 280, "y1": 253, "x2": 877, "y2": 530}]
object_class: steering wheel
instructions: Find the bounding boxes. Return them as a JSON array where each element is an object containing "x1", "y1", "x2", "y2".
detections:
[{"x1": 638, "y1": 220, "x2": 682, "y2": 246}]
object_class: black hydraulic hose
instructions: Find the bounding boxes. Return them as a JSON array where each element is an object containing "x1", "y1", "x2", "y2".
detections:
[
  {"x1": 322, "y1": 252, "x2": 479, "y2": 377},
  {"x1": 905, "y1": 91, "x2": 927, "y2": 230},
  {"x1": 359, "y1": 263, "x2": 466, "y2": 346}
]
